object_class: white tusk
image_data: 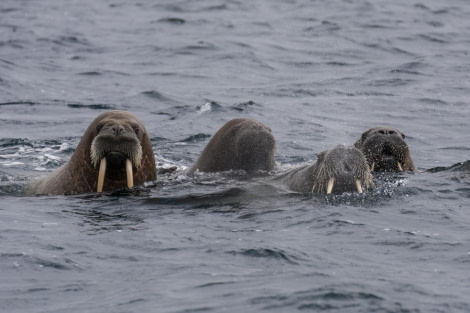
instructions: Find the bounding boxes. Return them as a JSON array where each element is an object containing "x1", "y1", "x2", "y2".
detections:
[
  {"x1": 356, "y1": 180, "x2": 363, "y2": 193},
  {"x1": 126, "y1": 159, "x2": 134, "y2": 188},
  {"x1": 397, "y1": 162, "x2": 403, "y2": 172},
  {"x1": 326, "y1": 177, "x2": 335, "y2": 194},
  {"x1": 97, "y1": 157, "x2": 107, "y2": 192},
  {"x1": 370, "y1": 162, "x2": 375, "y2": 172}
]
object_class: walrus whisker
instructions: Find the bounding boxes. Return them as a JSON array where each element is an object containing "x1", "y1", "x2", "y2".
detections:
[
  {"x1": 312, "y1": 163, "x2": 328, "y2": 193},
  {"x1": 311, "y1": 180, "x2": 324, "y2": 194},
  {"x1": 355, "y1": 180, "x2": 363, "y2": 193},
  {"x1": 326, "y1": 177, "x2": 335, "y2": 194},
  {"x1": 126, "y1": 159, "x2": 134, "y2": 188},
  {"x1": 397, "y1": 162, "x2": 403, "y2": 172},
  {"x1": 97, "y1": 157, "x2": 107, "y2": 192}
]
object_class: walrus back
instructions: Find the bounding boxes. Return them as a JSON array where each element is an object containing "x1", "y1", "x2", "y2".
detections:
[{"x1": 233, "y1": 121, "x2": 276, "y2": 173}]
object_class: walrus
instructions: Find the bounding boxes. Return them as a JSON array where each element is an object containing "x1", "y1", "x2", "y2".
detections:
[
  {"x1": 187, "y1": 118, "x2": 276, "y2": 174},
  {"x1": 354, "y1": 126, "x2": 415, "y2": 172},
  {"x1": 25, "y1": 110, "x2": 156, "y2": 195},
  {"x1": 282, "y1": 145, "x2": 373, "y2": 194}
]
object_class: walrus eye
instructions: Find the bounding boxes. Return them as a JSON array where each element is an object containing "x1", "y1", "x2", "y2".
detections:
[
  {"x1": 133, "y1": 126, "x2": 140, "y2": 135},
  {"x1": 401, "y1": 133, "x2": 406, "y2": 139},
  {"x1": 96, "y1": 124, "x2": 103, "y2": 133}
]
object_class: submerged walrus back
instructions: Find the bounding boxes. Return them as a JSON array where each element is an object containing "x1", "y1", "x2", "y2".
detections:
[{"x1": 188, "y1": 118, "x2": 276, "y2": 174}]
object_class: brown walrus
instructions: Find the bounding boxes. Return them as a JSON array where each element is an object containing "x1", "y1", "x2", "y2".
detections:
[
  {"x1": 354, "y1": 126, "x2": 415, "y2": 172},
  {"x1": 25, "y1": 110, "x2": 156, "y2": 195},
  {"x1": 282, "y1": 145, "x2": 373, "y2": 194},
  {"x1": 187, "y1": 118, "x2": 276, "y2": 174}
]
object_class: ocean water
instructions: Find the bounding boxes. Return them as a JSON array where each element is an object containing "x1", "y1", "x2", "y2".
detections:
[{"x1": 1, "y1": 0, "x2": 469, "y2": 312}]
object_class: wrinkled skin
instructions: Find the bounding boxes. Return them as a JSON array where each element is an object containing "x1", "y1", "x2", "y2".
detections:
[
  {"x1": 283, "y1": 145, "x2": 373, "y2": 194},
  {"x1": 187, "y1": 118, "x2": 276, "y2": 175},
  {"x1": 25, "y1": 110, "x2": 156, "y2": 195},
  {"x1": 354, "y1": 127, "x2": 415, "y2": 172}
]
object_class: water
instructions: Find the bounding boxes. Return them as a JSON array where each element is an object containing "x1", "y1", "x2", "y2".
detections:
[{"x1": 1, "y1": 0, "x2": 469, "y2": 312}]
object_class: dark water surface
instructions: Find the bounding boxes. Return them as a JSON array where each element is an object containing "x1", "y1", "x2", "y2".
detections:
[{"x1": 1, "y1": 0, "x2": 469, "y2": 312}]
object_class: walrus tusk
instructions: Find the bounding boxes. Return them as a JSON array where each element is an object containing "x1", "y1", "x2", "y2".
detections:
[
  {"x1": 356, "y1": 180, "x2": 363, "y2": 193},
  {"x1": 97, "y1": 157, "x2": 107, "y2": 192},
  {"x1": 126, "y1": 159, "x2": 134, "y2": 188},
  {"x1": 397, "y1": 162, "x2": 403, "y2": 172},
  {"x1": 370, "y1": 162, "x2": 375, "y2": 172},
  {"x1": 326, "y1": 177, "x2": 335, "y2": 194}
]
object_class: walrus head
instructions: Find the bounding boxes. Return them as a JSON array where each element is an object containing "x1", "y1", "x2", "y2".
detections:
[
  {"x1": 354, "y1": 127, "x2": 415, "y2": 172},
  {"x1": 24, "y1": 110, "x2": 156, "y2": 195},
  {"x1": 312, "y1": 145, "x2": 373, "y2": 194},
  {"x1": 79, "y1": 110, "x2": 155, "y2": 193},
  {"x1": 90, "y1": 120, "x2": 143, "y2": 192}
]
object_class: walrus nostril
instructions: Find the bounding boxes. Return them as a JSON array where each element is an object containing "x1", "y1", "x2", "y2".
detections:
[{"x1": 112, "y1": 125, "x2": 124, "y2": 136}]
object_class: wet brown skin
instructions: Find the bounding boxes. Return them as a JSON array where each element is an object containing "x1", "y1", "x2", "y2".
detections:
[
  {"x1": 283, "y1": 145, "x2": 373, "y2": 194},
  {"x1": 187, "y1": 118, "x2": 276, "y2": 175},
  {"x1": 25, "y1": 110, "x2": 156, "y2": 195},
  {"x1": 354, "y1": 127, "x2": 415, "y2": 172}
]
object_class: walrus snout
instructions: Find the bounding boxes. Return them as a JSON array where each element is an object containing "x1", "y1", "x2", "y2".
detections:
[
  {"x1": 90, "y1": 128, "x2": 143, "y2": 168},
  {"x1": 365, "y1": 139, "x2": 408, "y2": 172}
]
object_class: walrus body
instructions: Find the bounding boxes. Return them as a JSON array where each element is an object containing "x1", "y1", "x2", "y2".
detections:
[
  {"x1": 187, "y1": 118, "x2": 276, "y2": 174},
  {"x1": 282, "y1": 145, "x2": 373, "y2": 194},
  {"x1": 26, "y1": 110, "x2": 156, "y2": 195},
  {"x1": 354, "y1": 127, "x2": 415, "y2": 172}
]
